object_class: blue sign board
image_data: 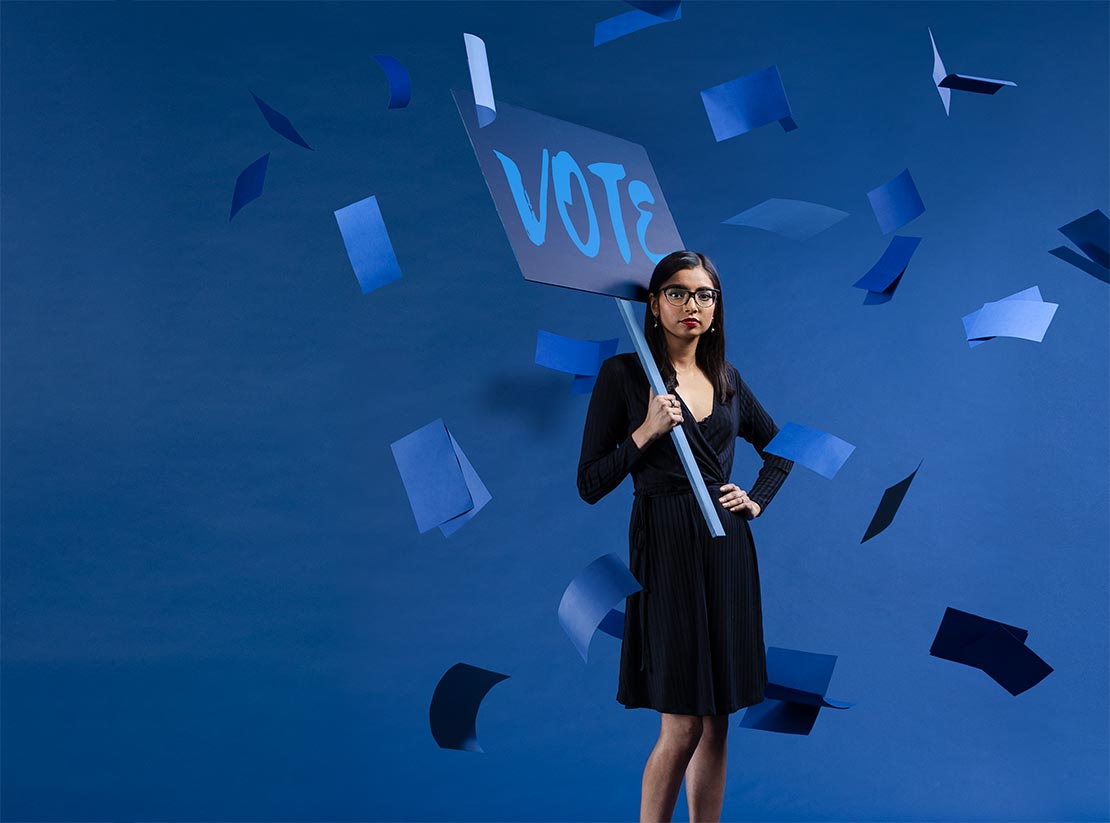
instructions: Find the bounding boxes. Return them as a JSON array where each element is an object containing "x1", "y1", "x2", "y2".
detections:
[{"x1": 453, "y1": 90, "x2": 684, "y2": 300}]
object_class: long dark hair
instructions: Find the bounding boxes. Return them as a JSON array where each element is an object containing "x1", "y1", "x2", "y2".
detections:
[{"x1": 643, "y1": 250, "x2": 735, "y2": 403}]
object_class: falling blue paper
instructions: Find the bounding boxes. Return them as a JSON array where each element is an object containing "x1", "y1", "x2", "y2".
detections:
[
  {"x1": 558, "y1": 553, "x2": 642, "y2": 661},
  {"x1": 853, "y1": 236, "x2": 923, "y2": 304},
  {"x1": 390, "y1": 419, "x2": 488, "y2": 536},
  {"x1": 1049, "y1": 209, "x2": 1109, "y2": 283},
  {"x1": 861, "y1": 460, "x2": 921, "y2": 543},
  {"x1": 229, "y1": 153, "x2": 269, "y2": 221},
  {"x1": 429, "y1": 663, "x2": 510, "y2": 753},
  {"x1": 700, "y1": 65, "x2": 797, "y2": 142},
  {"x1": 867, "y1": 169, "x2": 925, "y2": 235},
  {"x1": 594, "y1": 2, "x2": 681, "y2": 46},
  {"x1": 929, "y1": 28, "x2": 951, "y2": 116},
  {"x1": 437, "y1": 432, "x2": 492, "y2": 538},
  {"x1": 722, "y1": 198, "x2": 848, "y2": 241},
  {"x1": 597, "y1": 608, "x2": 625, "y2": 639},
  {"x1": 740, "y1": 647, "x2": 853, "y2": 735},
  {"x1": 763, "y1": 423, "x2": 855, "y2": 480},
  {"x1": 963, "y1": 286, "x2": 1058, "y2": 346},
  {"x1": 250, "y1": 91, "x2": 312, "y2": 150},
  {"x1": 961, "y1": 285, "x2": 1040, "y2": 347},
  {"x1": 334, "y1": 194, "x2": 403, "y2": 295},
  {"x1": 930, "y1": 607, "x2": 1052, "y2": 696},
  {"x1": 537, "y1": 333, "x2": 619, "y2": 394},
  {"x1": 939, "y1": 74, "x2": 1017, "y2": 94},
  {"x1": 463, "y1": 33, "x2": 496, "y2": 127},
  {"x1": 535, "y1": 331, "x2": 613, "y2": 376},
  {"x1": 372, "y1": 55, "x2": 412, "y2": 109}
]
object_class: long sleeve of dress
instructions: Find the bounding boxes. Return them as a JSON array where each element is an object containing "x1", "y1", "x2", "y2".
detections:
[
  {"x1": 578, "y1": 359, "x2": 644, "y2": 504},
  {"x1": 737, "y1": 376, "x2": 793, "y2": 513}
]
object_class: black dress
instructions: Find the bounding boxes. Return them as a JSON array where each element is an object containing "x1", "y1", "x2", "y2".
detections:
[{"x1": 577, "y1": 353, "x2": 793, "y2": 716}]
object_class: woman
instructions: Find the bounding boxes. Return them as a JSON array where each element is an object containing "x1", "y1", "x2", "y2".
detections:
[{"x1": 577, "y1": 250, "x2": 793, "y2": 823}]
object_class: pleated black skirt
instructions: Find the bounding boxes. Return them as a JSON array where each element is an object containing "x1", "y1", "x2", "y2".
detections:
[{"x1": 617, "y1": 490, "x2": 768, "y2": 716}]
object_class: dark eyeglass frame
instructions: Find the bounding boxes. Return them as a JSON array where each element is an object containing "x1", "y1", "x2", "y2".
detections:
[{"x1": 659, "y1": 286, "x2": 721, "y2": 308}]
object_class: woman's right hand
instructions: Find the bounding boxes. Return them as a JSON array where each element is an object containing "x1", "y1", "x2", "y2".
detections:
[{"x1": 632, "y1": 388, "x2": 683, "y2": 449}]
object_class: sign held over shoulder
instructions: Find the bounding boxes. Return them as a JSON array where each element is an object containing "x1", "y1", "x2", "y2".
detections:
[{"x1": 453, "y1": 89, "x2": 684, "y2": 300}]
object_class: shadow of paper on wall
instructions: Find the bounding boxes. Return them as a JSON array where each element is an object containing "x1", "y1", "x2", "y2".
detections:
[
  {"x1": 429, "y1": 662, "x2": 510, "y2": 752},
  {"x1": 1049, "y1": 209, "x2": 1109, "y2": 284},
  {"x1": 740, "y1": 647, "x2": 853, "y2": 735},
  {"x1": 861, "y1": 460, "x2": 922, "y2": 542},
  {"x1": 480, "y1": 371, "x2": 578, "y2": 435},
  {"x1": 250, "y1": 91, "x2": 313, "y2": 150},
  {"x1": 930, "y1": 607, "x2": 1053, "y2": 696},
  {"x1": 230, "y1": 153, "x2": 269, "y2": 221}
]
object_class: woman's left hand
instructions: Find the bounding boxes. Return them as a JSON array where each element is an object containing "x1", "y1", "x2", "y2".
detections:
[{"x1": 719, "y1": 483, "x2": 761, "y2": 519}]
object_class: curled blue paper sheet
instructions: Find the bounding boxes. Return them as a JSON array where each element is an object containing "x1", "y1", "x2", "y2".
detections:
[
  {"x1": 861, "y1": 460, "x2": 922, "y2": 543},
  {"x1": 334, "y1": 194, "x2": 403, "y2": 295},
  {"x1": 700, "y1": 65, "x2": 797, "y2": 142},
  {"x1": 437, "y1": 432, "x2": 491, "y2": 538},
  {"x1": 1049, "y1": 209, "x2": 1109, "y2": 283},
  {"x1": 961, "y1": 285, "x2": 1039, "y2": 347},
  {"x1": 535, "y1": 331, "x2": 617, "y2": 376},
  {"x1": 372, "y1": 55, "x2": 412, "y2": 109},
  {"x1": 763, "y1": 423, "x2": 855, "y2": 480},
  {"x1": 463, "y1": 34, "x2": 496, "y2": 127},
  {"x1": 229, "y1": 153, "x2": 269, "y2": 221},
  {"x1": 558, "y1": 553, "x2": 642, "y2": 661},
  {"x1": 853, "y1": 236, "x2": 922, "y2": 304},
  {"x1": 390, "y1": 419, "x2": 489, "y2": 536},
  {"x1": 929, "y1": 28, "x2": 951, "y2": 116},
  {"x1": 250, "y1": 91, "x2": 312, "y2": 150},
  {"x1": 597, "y1": 608, "x2": 625, "y2": 639},
  {"x1": 962, "y1": 286, "x2": 1057, "y2": 346},
  {"x1": 867, "y1": 169, "x2": 925, "y2": 235},
  {"x1": 740, "y1": 647, "x2": 853, "y2": 735},
  {"x1": 429, "y1": 663, "x2": 510, "y2": 752},
  {"x1": 939, "y1": 74, "x2": 1017, "y2": 94},
  {"x1": 722, "y1": 198, "x2": 848, "y2": 241},
  {"x1": 930, "y1": 607, "x2": 1052, "y2": 696},
  {"x1": 594, "y1": 2, "x2": 681, "y2": 47}
]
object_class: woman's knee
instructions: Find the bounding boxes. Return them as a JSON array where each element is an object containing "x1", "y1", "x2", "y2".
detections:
[{"x1": 659, "y1": 713, "x2": 703, "y2": 752}]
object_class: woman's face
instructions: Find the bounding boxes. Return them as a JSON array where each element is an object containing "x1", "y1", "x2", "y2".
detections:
[{"x1": 650, "y1": 265, "x2": 719, "y2": 343}]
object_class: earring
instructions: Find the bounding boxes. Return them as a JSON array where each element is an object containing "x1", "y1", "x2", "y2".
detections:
[
  {"x1": 653, "y1": 315, "x2": 659, "y2": 328},
  {"x1": 710, "y1": 324, "x2": 716, "y2": 333}
]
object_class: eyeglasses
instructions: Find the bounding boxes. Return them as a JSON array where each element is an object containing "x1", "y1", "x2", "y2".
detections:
[{"x1": 660, "y1": 286, "x2": 720, "y2": 308}]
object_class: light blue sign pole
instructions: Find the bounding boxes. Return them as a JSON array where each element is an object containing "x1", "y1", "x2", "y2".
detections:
[{"x1": 615, "y1": 298, "x2": 725, "y2": 538}]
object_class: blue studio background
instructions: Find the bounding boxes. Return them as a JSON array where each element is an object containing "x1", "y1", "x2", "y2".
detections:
[{"x1": 2, "y1": 1, "x2": 1108, "y2": 820}]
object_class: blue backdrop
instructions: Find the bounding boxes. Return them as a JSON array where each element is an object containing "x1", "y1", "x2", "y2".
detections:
[{"x1": 2, "y1": 2, "x2": 1107, "y2": 820}]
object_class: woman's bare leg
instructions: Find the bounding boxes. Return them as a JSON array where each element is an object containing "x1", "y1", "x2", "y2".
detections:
[
  {"x1": 685, "y1": 714, "x2": 729, "y2": 822},
  {"x1": 640, "y1": 713, "x2": 703, "y2": 822}
]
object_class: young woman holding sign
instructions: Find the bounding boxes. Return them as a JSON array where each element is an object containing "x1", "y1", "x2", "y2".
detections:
[{"x1": 578, "y1": 250, "x2": 793, "y2": 822}]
